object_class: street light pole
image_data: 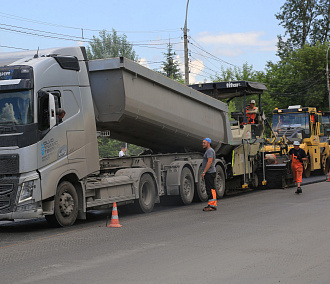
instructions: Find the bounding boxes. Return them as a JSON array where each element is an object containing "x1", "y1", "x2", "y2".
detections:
[
  {"x1": 184, "y1": 0, "x2": 190, "y2": 85},
  {"x1": 327, "y1": 45, "x2": 330, "y2": 110}
]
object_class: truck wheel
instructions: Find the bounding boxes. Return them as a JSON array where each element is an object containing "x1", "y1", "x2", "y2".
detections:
[
  {"x1": 180, "y1": 167, "x2": 194, "y2": 204},
  {"x1": 135, "y1": 174, "x2": 156, "y2": 213},
  {"x1": 215, "y1": 165, "x2": 226, "y2": 198},
  {"x1": 321, "y1": 154, "x2": 330, "y2": 175},
  {"x1": 251, "y1": 172, "x2": 259, "y2": 189},
  {"x1": 45, "y1": 181, "x2": 78, "y2": 227},
  {"x1": 195, "y1": 167, "x2": 208, "y2": 202},
  {"x1": 303, "y1": 156, "x2": 311, "y2": 178}
]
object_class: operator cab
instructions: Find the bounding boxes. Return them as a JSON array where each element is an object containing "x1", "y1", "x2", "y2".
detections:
[
  {"x1": 272, "y1": 106, "x2": 323, "y2": 142},
  {"x1": 189, "y1": 81, "x2": 267, "y2": 139},
  {"x1": 322, "y1": 111, "x2": 330, "y2": 137}
]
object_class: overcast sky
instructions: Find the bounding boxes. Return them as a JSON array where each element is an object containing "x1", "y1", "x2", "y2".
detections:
[{"x1": 0, "y1": 0, "x2": 286, "y2": 83}]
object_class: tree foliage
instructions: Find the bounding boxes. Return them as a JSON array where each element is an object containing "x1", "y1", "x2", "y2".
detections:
[
  {"x1": 161, "y1": 42, "x2": 183, "y2": 81},
  {"x1": 98, "y1": 137, "x2": 145, "y2": 158},
  {"x1": 265, "y1": 42, "x2": 328, "y2": 111},
  {"x1": 212, "y1": 62, "x2": 265, "y2": 82},
  {"x1": 276, "y1": 0, "x2": 330, "y2": 58},
  {"x1": 211, "y1": 63, "x2": 276, "y2": 116},
  {"x1": 87, "y1": 29, "x2": 138, "y2": 61}
]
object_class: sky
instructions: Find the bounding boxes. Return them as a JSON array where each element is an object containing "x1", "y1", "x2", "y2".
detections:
[{"x1": 0, "y1": 0, "x2": 286, "y2": 83}]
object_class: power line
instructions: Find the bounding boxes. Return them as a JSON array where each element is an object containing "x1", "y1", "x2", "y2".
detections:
[
  {"x1": 0, "y1": 44, "x2": 29, "y2": 50},
  {"x1": 0, "y1": 11, "x2": 181, "y2": 34},
  {"x1": 0, "y1": 23, "x2": 86, "y2": 40},
  {"x1": 190, "y1": 37, "x2": 240, "y2": 68},
  {"x1": 190, "y1": 55, "x2": 220, "y2": 75},
  {"x1": 0, "y1": 23, "x2": 183, "y2": 50},
  {"x1": 132, "y1": 41, "x2": 182, "y2": 46},
  {"x1": 189, "y1": 71, "x2": 211, "y2": 80},
  {"x1": 189, "y1": 45, "x2": 232, "y2": 67},
  {"x1": 190, "y1": 49, "x2": 223, "y2": 73},
  {"x1": 131, "y1": 36, "x2": 182, "y2": 44},
  {"x1": 189, "y1": 62, "x2": 215, "y2": 78},
  {"x1": 0, "y1": 26, "x2": 90, "y2": 42},
  {"x1": 268, "y1": 77, "x2": 325, "y2": 96}
]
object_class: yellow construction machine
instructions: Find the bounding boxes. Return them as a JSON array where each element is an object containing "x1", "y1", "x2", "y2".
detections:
[{"x1": 263, "y1": 106, "x2": 330, "y2": 187}]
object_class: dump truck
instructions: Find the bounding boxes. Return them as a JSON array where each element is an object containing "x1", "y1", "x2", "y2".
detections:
[
  {"x1": 0, "y1": 46, "x2": 267, "y2": 226},
  {"x1": 263, "y1": 106, "x2": 330, "y2": 187}
]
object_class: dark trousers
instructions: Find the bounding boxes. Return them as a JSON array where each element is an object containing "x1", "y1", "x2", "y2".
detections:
[{"x1": 205, "y1": 172, "x2": 216, "y2": 207}]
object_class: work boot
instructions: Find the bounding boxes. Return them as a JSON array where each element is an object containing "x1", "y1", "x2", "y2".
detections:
[
  {"x1": 295, "y1": 187, "x2": 302, "y2": 194},
  {"x1": 203, "y1": 205, "x2": 217, "y2": 211}
]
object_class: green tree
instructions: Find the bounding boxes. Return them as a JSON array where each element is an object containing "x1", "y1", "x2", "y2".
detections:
[
  {"x1": 211, "y1": 63, "x2": 272, "y2": 115},
  {"x1": 265, "y1": 42, "x2": 328, "y2": 111},
  {"x1": 87, "y1": 29, "x2": 138, "y2": 60},
  {"x1": 97, "y1": 137, "x2": 145, "y2": 158},
  {"x1": 275, "y1": 0, "x2": 330, "y2": 58},
  {"x1": 97, "y1": 137, "x2": 122, "y2": 158},
  {"x1": 161, "y1": 42, "x2": 183, "y2": 81},
  {"x1": 212, "y1": 62, "x2": 265, "y2": 82}
]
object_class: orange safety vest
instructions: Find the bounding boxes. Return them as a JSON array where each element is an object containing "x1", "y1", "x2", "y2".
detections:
[
  {"x1": 246, "y1": 106, "x2": 257, "y2": 124},
  {"x1": 310, "y1": 115, "x2": 315, "y2": 124}
]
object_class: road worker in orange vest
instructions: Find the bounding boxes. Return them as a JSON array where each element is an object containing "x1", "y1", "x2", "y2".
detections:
[
  {"x1": 289, "y1": 141, "x2": 307, "y2": 194},
  {"x1": 201, "y1": 138, "x2": 217, "y2": 211},
  {"x1": 246, "y1": 99, "x2": 258, "y2": 124}
]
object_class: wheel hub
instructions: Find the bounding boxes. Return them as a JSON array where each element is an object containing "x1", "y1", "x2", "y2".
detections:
[
  {"x1": 141, "y1": 182, "x2": 152, "y2": 204},
  {"x1": 59, "y1": 192, "x2": 74, "y2": 216},
  {"x1": 183, "y1": 177, "x2": 192, "y2": 195}
]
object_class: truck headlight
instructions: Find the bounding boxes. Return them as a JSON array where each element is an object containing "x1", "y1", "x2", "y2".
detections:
[{"x1": 19, "y1": 180, "x2": 35, "y2": 203}]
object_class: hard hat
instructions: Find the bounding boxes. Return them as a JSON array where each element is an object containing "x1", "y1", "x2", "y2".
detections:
[
  {"x1": 293, "y1": 141, "x2": 300, "y2": 146},
  {"x1": 250, "y1": 100, "x2": 255, "y2": 104},
  {"x1": 204, "y1": 137, "x2": 211, "y2": 143}
]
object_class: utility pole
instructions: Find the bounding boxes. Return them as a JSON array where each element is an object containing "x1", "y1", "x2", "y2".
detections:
[
  {"x1": 327, "y1": 46, "x2": 330, "y2": 111},
  {"x1": 184, "y1": 0, "x2": 190, "y2": 85},
  {"x1": 327, "y1": 0, "x2": 330, "y2": 110}
]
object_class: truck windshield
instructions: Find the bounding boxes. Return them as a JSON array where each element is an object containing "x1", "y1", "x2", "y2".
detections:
[
  {"x1": 323, "y1": 115, "x2": 330, "y2": 124},
  {"x1": 0, "y1": 90, "x2": 33, "y2": 125},
  {"x1": 273, "y1": 113, "x2": 309, "y2": 131}
]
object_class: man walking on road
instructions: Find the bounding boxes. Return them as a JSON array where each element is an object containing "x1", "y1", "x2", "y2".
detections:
[
  {"x1": 289, "y1": 141, "x2": 307, "y2": 194},
  {"x1": 201, "y1": 138, "x2": 217, "y2": 211}
]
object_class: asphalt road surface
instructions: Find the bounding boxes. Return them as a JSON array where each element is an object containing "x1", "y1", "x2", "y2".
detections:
[{"x1": 1, "y1": 181, "x2": 330, "y2": 284}]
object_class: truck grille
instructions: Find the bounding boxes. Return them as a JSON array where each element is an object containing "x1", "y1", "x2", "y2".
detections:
[
  {"x1": 0, "y1": 154, "x2": 19, "y2": 174},
  {"x1": 0, "y1": 177, "x2": 19, "y2": 213},
  {"x1": 0, "y1": 184, "x2": 13, "y2": 210}
]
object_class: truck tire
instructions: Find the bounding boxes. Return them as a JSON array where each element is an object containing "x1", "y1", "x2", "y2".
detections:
[
  {"x1": 45, "y1": 181, "x2": 78, "y2": 227},
  {"x1": 180, "y1": 167, "x2": 194, "y2": 204},
  {"x1": 303, "y1": 155, "x2": 311, "y2": 178},
  {"x1": 215, "y1": 165, "x2": 226, "y2": 198},
  {"x1": 195, "y1": 167, "x2": 208, "y2": 202},
  {"x1": 251, "y1": 172, "x2": 259, "y2": 189},
  {"x1": 321, "y1": 153, "x2": 330, "y2": 175},
  {"x1": 135, "y1": 173, "x2": 156, "y2": 213}
]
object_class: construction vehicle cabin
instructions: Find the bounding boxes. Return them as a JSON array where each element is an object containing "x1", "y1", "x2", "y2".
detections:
[
  {"x1": 265, "y1": 105, "x2": 330, "y2": 179},
  {"x1": 322, "y1": 111, "x2": 330, "y2": 138}
]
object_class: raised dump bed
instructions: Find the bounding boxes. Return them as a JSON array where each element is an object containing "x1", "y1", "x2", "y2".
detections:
[{"x1": 88, "y1": 57, "x2": 233, "y2": 154}]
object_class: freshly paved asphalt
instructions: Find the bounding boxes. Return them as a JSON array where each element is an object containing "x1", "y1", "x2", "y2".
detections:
[{"x1": 1, "y1": 181, "x2": 330, "y2": 284}]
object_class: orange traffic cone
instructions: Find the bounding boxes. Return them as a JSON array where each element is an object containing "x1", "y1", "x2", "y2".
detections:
[
  {"x1": 107, "y1": 202, "x2": 122, "y2": 228},
  {"x1": 327, "y1": 170, "x2": 330, "y2": 182}
]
